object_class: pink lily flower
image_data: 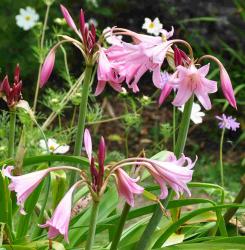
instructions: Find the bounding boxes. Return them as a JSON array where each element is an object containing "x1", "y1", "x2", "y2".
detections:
[
  {"x1": 115, "y1": 168, "x2": 144, "y2": 207},
  {"x1": 40, "y1": 181, "x2": 80, "y2": 242},
  {"x1": 145, "y1": 153, "x2": 196, "y2": 199},
  {"x1": 99, "y1": 27, "x2": 174, "y2": 93},
  {"x1": 2, "y1": 166, "x2": 51, "y2": 214},
  {"x1": 220, "y1": 65, "x2": 237, "y2": 109},
  {"x1": 95, "y1": 48, "x2": 124, "y2": 96},
  {"x1": 40, "y1": 49, "x2": 56, "y2": 88},
  {"x1": 171, "y1": 63, "x2": 217, "y2": 110}
]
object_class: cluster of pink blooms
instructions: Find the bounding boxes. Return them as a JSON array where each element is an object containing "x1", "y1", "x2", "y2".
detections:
[
  {"x1": 2, "y1": 4, "x2": 239, "y2": 245},
  {"x1": 40, "y1": 5, "x2": 237, "y2": 111},
  {"x1": 2, "y1": 129, "x2": 196, "y2": 242}
]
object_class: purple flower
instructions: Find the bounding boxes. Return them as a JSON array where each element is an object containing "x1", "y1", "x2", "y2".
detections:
[{"x1": 216, "y1": 114, "x2": 240, "y2": 131}]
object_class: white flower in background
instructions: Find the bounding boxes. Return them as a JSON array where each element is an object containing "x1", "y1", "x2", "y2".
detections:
[
  {"x1": 121, "y1": 87, "x2": 128, "y2": 95},
  {"x1": 103, "y1": 27, "x2": 122, "y2": 45},
  {"x1": 39, "y1": 139, "x2": 70, "y2": 154},
  {"x1": 178, "y1": 102, "x2": 205, "y2": 124},
  {"x1": 88, "y1": 18, "x2": 98, "y2": 27},
  {"x1": 16, "y1": 7, "x2": 39, "y2": 31},
  {"x1": 142, "y1": 17, "x2": 163, "y2": 36}
]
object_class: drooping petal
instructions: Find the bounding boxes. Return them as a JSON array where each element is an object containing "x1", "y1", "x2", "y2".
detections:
[
  {"x1": 94, "y1": 81, "x2": 106, "y2": 96},
  {"x1": 195, "y1": 89, "x2": 212, "y2": 110},
  {"x1": 159, "y1": 83, "x2": 173, "y2": 105},
  {"x1": 40, "y1": 49, "x2": 56, "y2": 88},
  {"x1": 40, "y1": 181, "x2": 80, "y2": 242},
  {"x1": 172, "y1": 82, "x2": 192, "y2": 107},
  {"x1": 115, "y1": 168, "x2": 144, "y2": 207},
  {"x1": 2, "y1": 166, "x2": 49, "y2": 214}
]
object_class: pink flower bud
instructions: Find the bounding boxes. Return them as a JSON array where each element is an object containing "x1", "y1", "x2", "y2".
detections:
[
  {"x1": 159, "y1": 83, "x2": 172, "y2": 105},
  {"x1": 60, "y1": 5, "x2": 78, "y2": 33},
  {"x1": 220, "y1": 65, "x2": 237, "y2": 109},
  {"x1": 40, "y1": 49, "x2": 56, "y2": 88},
  {"x1": 84, "y1": 128, "x2": 92, "y2": 163}
]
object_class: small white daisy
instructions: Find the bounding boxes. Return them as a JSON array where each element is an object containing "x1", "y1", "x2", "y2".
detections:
[
  {"x1": 16, "y1": 7, "x2": 39, "y2": 31},
  {"x1": 142, "y1": 17, "x2": 163, "y2": 36},
  {"x1": 178, "y1": 102, "x2": 205, "y2": 124},
  {"x1": 103, "y1": 27, "x2": 122, "y2": 45},
  {"x1": 39, "y1": 138, "x2": 70, "y2": 154}
]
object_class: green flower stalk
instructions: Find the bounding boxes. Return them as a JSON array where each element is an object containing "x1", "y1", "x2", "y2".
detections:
[
  {"x1": 216, "y1": 114, "x2": 240, "y2": 187},
  {"x1": 136, "y1": 95, "x2": 194, "y2": 250}
]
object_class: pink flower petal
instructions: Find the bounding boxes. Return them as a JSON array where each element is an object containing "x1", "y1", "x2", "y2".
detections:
[
  {"x1": 220, "y1": 66, "x2": 237, "y2": 109},
  {"x1": 84, "y1": 128, "x2": 92, "y2": 163},
  {"x1": 60, "y1": 5, "x2": 78, "y2": 33},
  {"x1": 115, "y1": 168, "x2": 144, "y2": 207},
  {"x1": 40, "y1": 50, "x2": 56, "y2": 88}
]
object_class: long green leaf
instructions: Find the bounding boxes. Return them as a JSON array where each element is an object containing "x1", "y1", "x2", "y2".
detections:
[
  {"x1": 153, "y1": 204, "x2": 245, "y2": 248},
  {"x1": 0, "y1": 155, "x2": 89, "y2": 168}
]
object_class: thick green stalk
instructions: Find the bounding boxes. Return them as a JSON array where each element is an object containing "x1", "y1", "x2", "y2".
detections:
[
  {"x1": 33, "y1": 3, "x2": 51, "y2": 113},
  {"x1": 135, "y1": 95, "x2": 194, "y2": 250},
  {"x1": 70, "y1": 65, "x2": 93, "y2": 185},
  {"x1": 219, "y1": 128, "x2": 225, "y2": 188},
  {"x1": 8, "y1": 109, "x2": 16, "y2": 158},
  {"x1": 174, "y1": 95, "x2": 194, "y2": 158},
  {"x1": 110, "y1": 203, "x2": 131, "y2": 250},
  {"x1": 85, "y1": 201, "x2": 100, "y2": 250}
]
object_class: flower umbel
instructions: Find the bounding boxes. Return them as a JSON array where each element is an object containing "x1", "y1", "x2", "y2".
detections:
[{"x1": 216, "y1": 114, "x2": 240, "y2": 131}]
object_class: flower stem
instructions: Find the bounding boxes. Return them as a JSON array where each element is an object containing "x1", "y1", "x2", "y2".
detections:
[
  {"x1": 85, "y1": 201, "x2": 100, "y2": 250},
  {"x1": 31, "y1": 174, "x2": 51, "y2": 239},
  {"x1": 110, "y1": 202, "x2": 131, "y2": 250},
  {"x1": 70, "y1": 65, "x2": 93, "y2": 185},
  {"x1": 33, "y1": 3, "x2": 51, "y2": 113},
  {"x1": 219, "y1": 128, "x2": 225, "y2": 188},
  {"x1": 173, "y1": 105, "x2": 176, "y2": 152},
  {"x1": 8, "y1": 109, "x2": 16, "y2": 158},
  {"x1": 135, "y1": 95, "x2": 194, "y2": 250}
]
